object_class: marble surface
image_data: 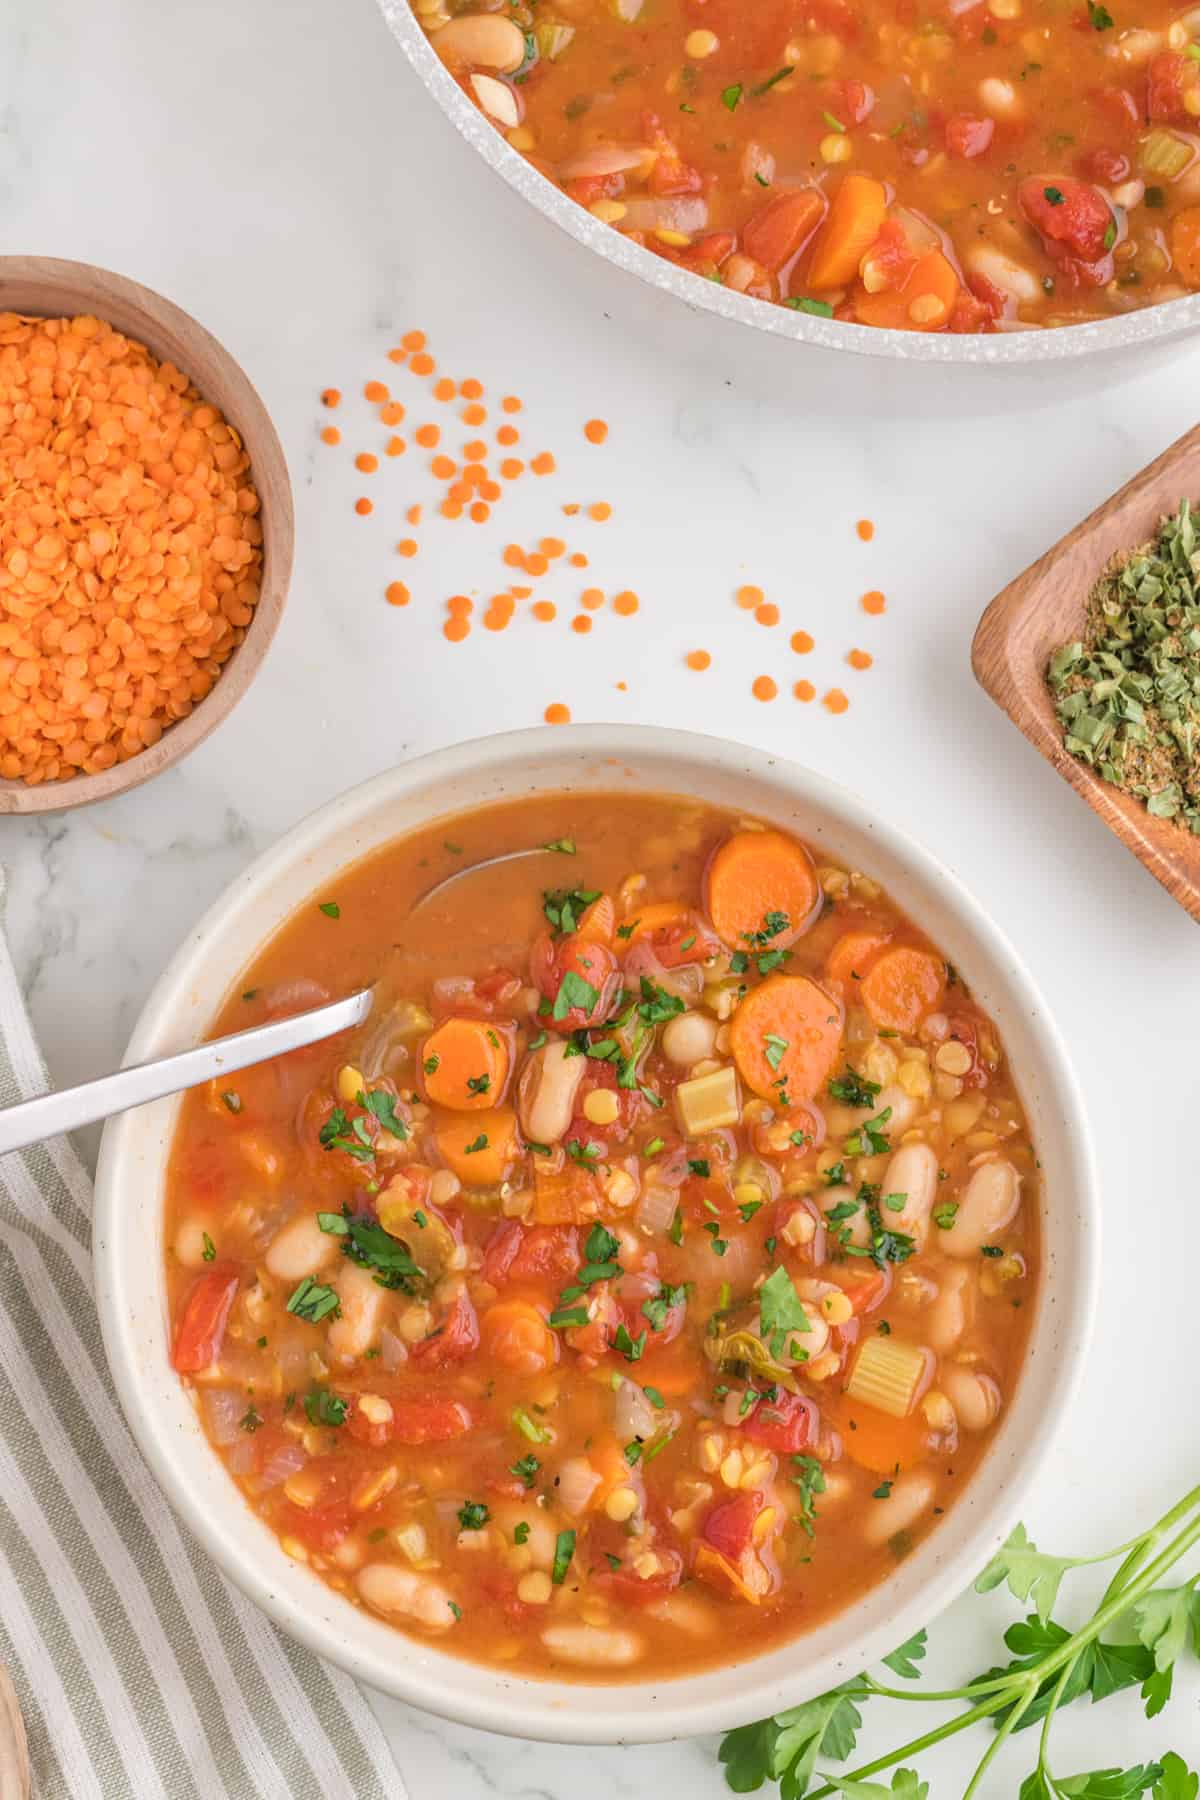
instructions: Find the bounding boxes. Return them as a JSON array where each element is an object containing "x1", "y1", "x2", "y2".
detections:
[{"x1": 6, "y1": 0, "x2": 1200, "y2": 1791}]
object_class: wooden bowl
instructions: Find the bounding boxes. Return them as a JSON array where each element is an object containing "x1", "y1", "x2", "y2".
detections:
[
  {"x1": 972, "y1": 420, "x2": 1200, "y2": 922},
  {"x1": 0, "y1": 256, "x2": 294, "y2": 816}
]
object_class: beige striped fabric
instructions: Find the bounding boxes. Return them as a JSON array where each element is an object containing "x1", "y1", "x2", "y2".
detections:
[{"x1": 0, "y1": 888, "x2": 404, "y2": 1800}]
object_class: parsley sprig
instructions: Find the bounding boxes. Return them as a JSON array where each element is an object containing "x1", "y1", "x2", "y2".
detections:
[{"x1": 718, "y1": 1486, "x2": 1200, "y2": 1798}]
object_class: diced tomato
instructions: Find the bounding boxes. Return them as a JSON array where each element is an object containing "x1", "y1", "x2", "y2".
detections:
[
  {"x1": 684, "y1": 231, "x2": 736, "y2": 270},
  {"x1": 945, "y1": 112, "x2": 994, "y2": 158},
  {"x1": 947, "y1": 290, "x2": 992, "y2": 333},
  {"x1": 641, "y1": 112, "x2": 704, "y2": 196},
  {"x1": 741, "y1": 1390, "x2": 818, "y2": 1455},
  {"x1": 839, "y1": 79, "x2": 875, "y2": 124},
  {"x1": 565, "y1": 172, "x2": 625, "y2": 207},
  {"x1": 702, "y1": 1488, "x2": 765, "y2": 1560},
  {"x1": 864, "y1": 219, "x2": 918, "y2": 291},
  {"x1": 966, "y1": 270, "x2": 1009, "y2": 320},
  {"x1": 482, "y1": 1220, "x2": 580, "y2": 1288},
  {"x1": 390, "y1": 1394, "x2": 475, "y2": 1445},
  {"x1": 596, "y1": 1547, "x2": 684, "y2": 1605},
  {"x1": 649, "y1": 915, "x2": 722, "y2": 967},
  {"x1": 277, "y1": 1499, "x2": 354, "y2": 1553},
  {"x1": 1147, "y1": 50, "x2": 1192, "y2": 122},
  {"x1": 952, "y1": 2, "x2": 988, "y2": 43},
  {"x1": 172, "y1": 1267, "x2": 240, "y2": 1373},
  {"x1": 944, "y1": 1014, "x2": 988, "y2": 1089},
  {"x1": 411, "y1": 1290, "x2": 480, "y2": 1367},
  {"x1": 842, "y1": 1267, "x2": 891, "y2": 1315},
  {"x1": 529, "y1": 932, "x2": 620, "y2": 1033},
  {"x1": 619, "y1": 1277, "x2": 686, "y2": 1350},
  {"x1": 1090, "y1": 83, "x2": 1141, "y2": 135},
  {"x1": 1018, "y1": 175, "x2": 1115, "y2": 275},
  {"x1": 475, "y1": 967, "x2": 522, "y2": 1007},
  {"x1": 1079, "y1": 146, "x2": 1130, "y2": 184}
]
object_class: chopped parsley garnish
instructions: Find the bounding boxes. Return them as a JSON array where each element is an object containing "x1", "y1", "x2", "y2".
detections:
[
  {"x1": 457, "y1": 1500, "x2": 491, "y2": 1532},
  {"x1": 551, "y1": 1528, "x2": 576, "y2": 1584},
  {"x1": 730, "y1": 951, "x2": 749, "y2": 974},
  {"x1": 789, "y1": 1128, "x2": 809, "y2": 1148},
  {"x1": 320, "y1": 1207, "x2": 423, "y2": 1291},
  {"x1": 636, "y1": 976, "x2": 685, "y2": 1025},
  {"x1": 933, "y1": 1202, "x2": 959, "y2": 1230},
  {"x1": 549, "y1": 1304, "x2": 590, "y2": 1329},
  {"x1": 423, "y1": 1054, "x2": 440, "y2": 1075},
  {"x1": 447, "y1": 1601, "x2": 462, "y2": 1621},
  {"x1": 624, "y1": 1439, "x2": 644, "y2": 1465},
  {"x1": 318, "y1": 1107, "x2": 375, "y2": 1162},
  {"x1": 829, "y1": 1067, "x2": 882, "y2": 1108},
  {"x1": 466, "y1": 1073, "x2": 491, "y2": 1096},
  {"x1": 792, "y1": 1454, "x2": 826, "y2": 1536},
  {"x1": 844, "y1": 1186, "x2": 917, "y2": 1270},
  {"x1": 644, "y1": 1385, "x2": 665, "y2": 1410},
  {"x1": 786, "y1": 296, "x2": 835, "y2": 319},
  {"x1": 982, "y1": 1244, "x2": 1004, "y2": 1258},
  {"x1": 668, "y1": 1206, "x2": 684, "y2": 1246},
  {"x1": 721, "y1": 82, "x2": 743, "y2": 110},
  {"x1": 201, "y1": 1232, "x2": 216, "y2": 1262},
  {"x1": 642, "y1": 1282, "x2": 687, "y2": 1331},
  {"x1": 239, "y1": 1405, "x2": 263, "y2": 1433},
  {"x1": 543, "y1": 886, "x2": 601, "y2": 935},
  {"x1": 304, "y1": 1388, "x2": 347, "y2": 1427},
  {"x1": 317, "y1": 901, "x2": 340, "y2": 919},
  {"x1": 509, "y1": 1454, "x2": 540, "y2": 1489},
  {"x1": 357, "y1": 1088, "x2": 408, "y2": 1139},
  {"x1": 752, "y1": 65, "x2": 791, "y2": 94},
  {"x1": 703, "y1": 1223, "x2": 728, "y2": 1256},
  {"x1": 643, "y1": 1135, "x2": 666, "y2": 1157},
  {"x1": 463, "y1": 1133, "x2": 489, "y2": 1154},
  {"x1": 553, "y1": 969, "x2": 599, "y2": 1021},
  {"x1": 514, "y1": 1521, "x2": 531, "y2": 1544},
  {"x1": 873, "y1": 1480, "x2": 894, "y2": 1500},
  {"x1": 763, "y1": 1033, "x2": 789, "y2": 1071},
  {"x1": 566, "y1": 1138, "x2": 603, "y2": 1164},
  {"x1": 688, "y1": 1158, "x2": 711, "y2": 1178},
  {"x1": 843, "y1": 1107, "x2": 892, "y2": 1157},
  {"x1": 1043, "y1": 185, "x2": 1065, "y2": 206},
  {"x1": 614, "y1": 1322, "x2": 647, "y2": 1361},
  {"x1": 412, "y1": 1209, "x2": 428, "y2": 1229},
  {"x1": 738, "y1": 1198, "x2": 764, "y2": 1222},
  {"x1": 285, "y1": 1277, "x2": 341, "y2": 1324},
  {"x1": 823, "y1": 1161, "x2": 847, "y2": 1187},
  {"x1": 1087, "y1": 0, "x2": 1113, "y2": 23},
  {"x1": 542, "y1": 837, "x2": 577, "y2": 854},
  {"x1": 758, "y1": 1266, "x2": 811, "y2": 1357}
]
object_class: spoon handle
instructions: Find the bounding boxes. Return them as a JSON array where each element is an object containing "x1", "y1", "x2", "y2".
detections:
[
  {"x1": 0, "y1": 988, "x2": 373, "y2": 1159},
  {"x1": 0, "y1": 1661, "x2": 30, "y2": 1800}
]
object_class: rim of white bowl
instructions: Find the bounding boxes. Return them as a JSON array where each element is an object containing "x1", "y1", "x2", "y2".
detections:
[
  {"x1": 376, "y1": 0, "x2": 1200, "y2": 367},
  {"x1": 94, "y1": 725, "x2": 1100, "y2": 1743}
]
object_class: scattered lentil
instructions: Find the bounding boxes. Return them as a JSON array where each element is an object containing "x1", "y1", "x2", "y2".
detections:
[
  {"x1": 856, "y1": 519, "x2": 875, "y2": 542},
  {"x1": 752, "y1": 676, "x2": 778, "y2": 702},
  {"x1": 847, "y1": 649, "x2": 873, "y2": 670},
  {"x1": 823, "y1": 688, "x2": 850, "y2": 713},
  {"x1": 584, "y1": 420, "x2": 609, "y2": 445},
  {"x1": 686, "y1": 650, "x2": 712, "y2": 672},
  {"x1": 794, "y1": 680, "x2": 816, "y2": 702},
  {"x1": 862, "y1": 590, "x2": 886, "y2": 616}
]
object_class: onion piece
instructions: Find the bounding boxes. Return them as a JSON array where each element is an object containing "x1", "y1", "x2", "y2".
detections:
[
  {"x1": 380, "y1": 1328, "x2": 409, "y2": 1373},
  {"x1": 256, "y1": 1441, "x2": 307, "y2": 1490},
  {"x1": 557, "y1": 1457, "x2": 603, "y2": 1516},
  {"x1": 615, "y1": 1379, "x2": 658, "y2": 1442},
  {"x1": 620, "y1": 196, "x2": 709, "y2": 235},
  {"x1": 636, "y1": 1182, "x2": 679, "y2": 1235},
  {"x1": 226, "y1": 1440, "x2": 257, "y2": 1476},
  {"x1": 203, "y1": 1389, "x2": 245, "y2": 1447},
  {"x1": 560, "y1": 144, "x2": 647, "y2": 180},
  {"x1": 261, "y1": 979, "x2": 330, "y2": 1016}
]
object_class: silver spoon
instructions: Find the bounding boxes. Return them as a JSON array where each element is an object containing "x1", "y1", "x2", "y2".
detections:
[{"x1": 0, "y1": 988, "x2": 373, "y2": 1159}]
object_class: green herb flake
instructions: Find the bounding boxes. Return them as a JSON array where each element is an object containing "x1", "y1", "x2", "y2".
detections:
[
  {"x1": 317, "y1": 901, "x2": 340, "y2": 919},
  {"x1": 457, "y1": 1500, "x2": 491, "y2": 1532},
  {"x1": 721, "y1": 83, "x2": 743, "y2": 110},
  {"x1": 551, "y1": 1528, "x2": 576, "y2": 1584},
  {"x1": 201, "y1": 1232, "x2": 216, "y2": 1262}
]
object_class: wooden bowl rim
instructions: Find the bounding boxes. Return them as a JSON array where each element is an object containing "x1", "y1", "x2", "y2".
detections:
[
  {"x1": 0, "y1": 255, "x2": 294, "y2": 816},
  {"x1": 971, "y1": 419, "x2": 1200, "y2": 922}
]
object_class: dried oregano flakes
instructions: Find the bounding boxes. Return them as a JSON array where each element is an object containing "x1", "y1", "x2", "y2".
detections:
[{"x1": 1048, "y1": 498, "x2": 1200, "y2": 831}]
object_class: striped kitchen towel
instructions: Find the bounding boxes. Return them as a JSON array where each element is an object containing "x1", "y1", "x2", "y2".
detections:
[{"x1": 0, "y1": 885, "x2": 403, "y2": 1800}]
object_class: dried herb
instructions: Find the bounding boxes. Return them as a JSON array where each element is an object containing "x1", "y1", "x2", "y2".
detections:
[{"x1": 1048, "y1": 499, "x2": 1200, "y2": 831}]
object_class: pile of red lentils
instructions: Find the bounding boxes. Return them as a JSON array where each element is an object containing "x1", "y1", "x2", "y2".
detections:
[
  {"x1": 321, "y1": 330, "x2": 885, "y2": 724},
  {"x1": 0, "y1": 312, "x2": 262, "y2": 785}
]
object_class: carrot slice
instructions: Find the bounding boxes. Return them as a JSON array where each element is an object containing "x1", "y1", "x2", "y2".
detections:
[
  {"x1": 742, "y1": 189, "x2": 826, "y2": 272},
  {"x1": 852, "y1": 249, "x2": 960, "y2": 332},
  {"x1": 705, "y1": 830, "x2": 819, "y2": 950},
  {"x1": 859, "y1": 947, "x2": 946, "y2": 1034},
  {"x1": 729, "y1": 974, "x2": 843, "y2": 1102},
  {"x1": 832, "y1": 1395, "x2": 930, "y2": 1475},
  {"x1": 480, "y1": 1301, "x2": 559, "y2": 1374},
  {"x1": 533, "y1": 1158, "x2": 602, "y2": 1223},
  {"x1": 1172, "y1": 206, "x2": 1200, "y2": 287},
  {"x1": 806, "y1": 174, "x2": 888, "y2": 289},
  {"x1": 825, "y1": 929, "x2": 890, "y2": 988},
  {"x1": 625, "y1": 900, "x2": 687, "y2": 940},
  {"x1": 434, "y1": 1107, "x2": 518, "y2": 1183},
  {"x1": 421, "y1": 1017, "x2": 509, "y2": 1110}
]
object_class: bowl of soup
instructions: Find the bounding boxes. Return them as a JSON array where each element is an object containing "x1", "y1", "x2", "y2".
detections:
[
  {"x1": 379, "y1": 0, "x2": 1200, "y2": 363},
  {"x1": 94, "y1": 725, "x2": 1097, "y2": 1741}
]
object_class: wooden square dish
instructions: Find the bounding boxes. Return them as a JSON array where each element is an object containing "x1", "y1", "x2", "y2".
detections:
[{"x1": 972, "y1": 420, "x2": 1200, "y2": 924}]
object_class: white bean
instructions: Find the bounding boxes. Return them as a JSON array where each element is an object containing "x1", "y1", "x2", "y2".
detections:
[
  {"x1": 881, "y1": 1142, "x2": 938, "y2": 1245},
  {"x1": 519, "y1": 1041, "x2": 586, "y2": 1146},
  {"x1": 862, "y1": 1469, "x2": 937, "y2": 1546},
  {"x1": 819, "y1": 1182, "x2": 871, "y2": 1249},
  {"x1": 356, "y1": 1564, "x2": 457, "y2": 1630},
  {"x1": 265, "y1": 1212, "x2": 337, "y2": 1284},
  {"x1": 327, "y1": 1260, "x2": 386, "y2": 1363},
  {"x1": 431, "y1": 11, "x2": 526, "y2": 70},
  {"x1": 174, "y1": 1217, "x2": 213, "y2": 1269},
  {"x1": 940, "y1": 1364, "x2": 1002, "y2": 1432},
  {"x1": 493, "y1": 1503, "x2": 558, "y2": 1569},
  {"x1": 469, "y1": 71, "x2": 521, "y2": 128},
  {"x1": 941, "y1": 1158, "x2": 1021, "y2": 1258},
  {"x1": 966, "y1": 243, "x2": 1041, "y2": 304},
  {"x1": 661, "y1": 1010, "x2": 719, "y2": 1068},
  {"x1": 926, "y1": 1265, "x2": 974, "y2": 1352},
  {"x1": 541, "y1": 1623, "x2": 644, "y2": 1667},
  {"x1": 875, "y1": 1084, "x2": 916, "y2": 1134}
]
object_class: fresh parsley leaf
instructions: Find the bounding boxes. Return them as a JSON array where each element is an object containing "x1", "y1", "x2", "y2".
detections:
[
  {"x1": 614, "y1": 1322, "x2": 647, "y2": 1361},
  {"x1": 933, "y1": 1202, "x2": 959, "y2": 1230},
  {"x1": 975, "y1": 1523, "x2": 1079, "y2": 1623},
  {"x1": 721, "y1": 82, "x2": 743, "y2": 110},
  {"x1": 340, "y1": 1211, "x2": 423, "y2": 1291},
  {"x1": 357, "y1": 1088, "x2": 408, "y2": 1138},
  {"x1": 719, "y1": 1683, "x2": 865, "y2": 1795},
  {"x1": 285, "y1": 1277, "x2": 341, "y2": 1324},
  {"x1": 764, "y1": 1033, "x2": 789, "y2": 1071},
  {"x1": 759, "y1": 1265, "x2": 811, "y2": 1342},
  {"x1": 844, "y1": 1108, "x2": 893, "y2": 1157},
  {"x1": 881, "y1": 1630, "x2": 927, "y2": 1680},
  {"x1": 642, "y1": 1282, "x2": 686, "y2": 1332},
  {"x1": 457, "y1": 1500, "x2": 490, "y2": 1532},
  {"x1": 554, "y1": 969, "x2": 599, "y2": 1021},
  {"x1": 466, "y1": 1073, "x2": 491, "y2": 1096},
  {"x1": 318, "y1": 901, "x2": 340, "y2": 918},
  {"x1": 543, "y1": 886, "x2": 601, "y2": 935},
  {"x1": 304, "y1": 1388, "x2": 347, "y2": 1427},
  {"x1": 829, "y1": 1068, "x2": 882, "y2": 1108},
  {"x1": 792, "y1": 1453, "x2": 826, "y2": 1537},
  {"x1": 509, "y1": 1454, "x2": 540, "y2": 1488},
  {"x1": 1153, "y1": 1753, "x2": 1199, "y2": 1800},
  {"x1": 822, "y1": 1773, "x2": 927, "y2": 1799}
]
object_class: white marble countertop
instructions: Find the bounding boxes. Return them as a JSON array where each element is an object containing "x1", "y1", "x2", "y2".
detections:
[{"x1": 6, "y1": 0, "x2": 1200, "y2": 1792}]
